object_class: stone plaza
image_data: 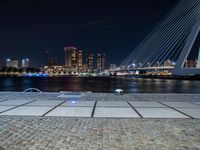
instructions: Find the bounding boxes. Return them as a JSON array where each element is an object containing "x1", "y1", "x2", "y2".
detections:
[{"x1": 0, "y1": 92, "x2": 200, "y2": 149}]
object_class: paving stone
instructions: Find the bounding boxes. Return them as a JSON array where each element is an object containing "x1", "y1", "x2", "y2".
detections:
[
  {"x1": 94, "y1": 107, "x2": 140, "y2": 118},
  {"x1": 175, "y1": 108, "x2": 200, "y2": 119},
  {"x1": 0, "y1": 100, "x2": 33, "y2": 106},
  {"x1": 25, "y1": 100, "x2": 64, "y2": 106},
  {"x1": 61, "y1": 101, "x2": 95, "y2": 107},
  {"x1": 0, "y1": 106, "x2": 53, "y2": 116},
  {"x1": 57, "y1": 93, "x2": 83, "y2": 98},
  {"x1": 0, "y1": 99, "x2": 7, "y2": 102},
  {"x1": 193, "y1": 102, "x2": 200, "y2": 106},
  {"x1": 161, "y1": 102, "x2": 200, "y2": 108},
  {"x1": 0, "y1": 106, "x2": 15, "y2": 113},
  {"x1": 45, "y1": 107, "x2": 93, "y2": 117},
  {"x1": 0, "y1": 93, "x2": 200, "y2": 149},
  {"x1": 129, "y1": 101, "x2": 166, "y2": 107},
  {"x1": 96, "y1": 101, "x2": 129, "y2": 107},
  {"x1": 135, "y1": 108, "x2": 189, "y2": 118}
]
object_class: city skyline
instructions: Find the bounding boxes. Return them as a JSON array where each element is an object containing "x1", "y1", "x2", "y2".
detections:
[
  {"x1": 0, "y1": 0, "x2": 179, "y2": 68},
  {"x1": 3, "y1": 48, "x2": 106, "y2": 71}
]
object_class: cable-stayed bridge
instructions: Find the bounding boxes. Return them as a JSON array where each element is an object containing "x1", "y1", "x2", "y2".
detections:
[{"x1": 119, "y1": 0, "x2": 200, "y2": 76}]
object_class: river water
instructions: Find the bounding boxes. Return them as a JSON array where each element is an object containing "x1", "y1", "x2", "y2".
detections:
[{"x1": 0, "y1": 77, "x2": 200, "y2": 93}]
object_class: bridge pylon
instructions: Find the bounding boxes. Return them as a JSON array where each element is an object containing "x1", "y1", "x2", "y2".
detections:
[{"x1": 172, "y1": 15, "x2": 200, "y2": 75}]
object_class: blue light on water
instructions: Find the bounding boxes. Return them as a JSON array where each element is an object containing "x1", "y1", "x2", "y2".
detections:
[{"x1": 24, "y1": 73, "x2": 49, "y2": 77}]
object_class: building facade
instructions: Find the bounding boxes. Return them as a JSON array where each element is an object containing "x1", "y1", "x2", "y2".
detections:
[
  {"x1": 86, "y1": 52, "x2": 94, "y2": 72},
  {"x1": 64, "y1": 47, "x2": 77, "y2": 68},
  {"x1": 77, "y1": 50, "x2": 83, "y2": 72},
  {"x1": 97, "y1": 52, "x2": 105, "y2": 72},
  {"x1": 43, "y1": 66, "x2": 78, "y2": 76},
  {"x1": 64, "y1": 47, "x2": 83, "y2": 72},
  {"x1": 22, "y1": 58, "x2": 30, "y2": 68},
  {"x1": 6, "y1": 59, "x2": 19, "y2": 68}
]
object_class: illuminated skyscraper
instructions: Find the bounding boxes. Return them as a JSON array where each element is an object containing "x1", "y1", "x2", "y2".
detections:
[
  {"x1": 97, "y1": 52, "x2": 105, "y2": 72},
  {"x1": 22, "y1": 58, "x2": 30, "y2": 68},
  {"x1": 86, "y1": 52, "x2": 94, "y2": 72},
  {"x1": 64, "y1": 47, "x2": 77, "y2": 68},
  {"x1": 71, "y1": 49, "x2": 77, "y2": 69},
  {"x1": 6, "y1": 59, "x2": 19, "y2": 68},
  {"x1": 77, "y1": 50, "x2": 83, "y2": 72},
  {"x1": 64, "y1": 47, "x2": 83, "y2": 72},
  {"x1": 6, "y1": 59, "x2": 11, "y2": 67}
]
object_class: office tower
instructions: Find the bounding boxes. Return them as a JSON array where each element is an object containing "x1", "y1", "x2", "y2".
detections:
[
  {"x1": 71, "y1": 49, "x2": 77, "y2": 69},
  {"x1": 97, "y1": 52, "x2": 105, "y2": 72},
  {"x1": 6, "y1": 59, "x2": 19, "y2": 68},
  {"x1": 77, "y1": 50, "x2": 83, "y2": 72},
  {"x1": 22, "y1": 58, "x2": 30, "y2": 68},
  {"x1": 6, "y1": 59, "x2": 11, "y2": 67},
  {"x1": 64, "y1": 47, "x2": 77, "y2": 67},
  {"x1": 86, "y1": 52, "x2": 94, "y2": 71},
  {"x1": 47, "y1": 58, "x2": 58, "y2": 66}
]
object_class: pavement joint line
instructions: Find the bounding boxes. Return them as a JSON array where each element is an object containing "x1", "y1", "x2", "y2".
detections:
[
  {"x1": 127, "y1": 101, "x2": 143, "y2": 118},
  {"x1": 158, "y1": 102, "x2": 194, "y2": 119},
  {"x1": 91, "y1": 101, "x2": 97, "y2": 118},
  {"x1": 0, "y1": 99, "x2": 8, "y2": 103},
  {"x1": 42, "y1": 100, "x2": 66, "y2": 117},
  {"x1": 0, "y1": 100, "x2": 37, "y2": 114}
]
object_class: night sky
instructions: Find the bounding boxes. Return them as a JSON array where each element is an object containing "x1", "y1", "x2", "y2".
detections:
[{"x1": 0, "y1": 0, "x2": 179, "y2": 68}]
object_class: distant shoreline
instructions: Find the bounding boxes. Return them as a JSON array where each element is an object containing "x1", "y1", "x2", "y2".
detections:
[{"x1": 0, "y1": 74, "x2": 200, "y2": 80}]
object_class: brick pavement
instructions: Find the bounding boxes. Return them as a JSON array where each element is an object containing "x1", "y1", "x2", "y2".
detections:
[
  {"x1": 0, "y1": 117, "x2": 200, "y2": 150},
  {"x1": 0, "y1": 93, "x2": 200, "y2": 149}
]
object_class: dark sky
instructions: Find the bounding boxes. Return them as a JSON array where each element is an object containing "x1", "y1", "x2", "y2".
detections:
[{"x1": 0, "y1": 0, "x2": 179, "y2": 68}]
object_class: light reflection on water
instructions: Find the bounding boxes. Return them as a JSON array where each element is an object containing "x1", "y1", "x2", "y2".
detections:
[{"x1": 0, "y1": 77, "x2": 200, "y2": 93}]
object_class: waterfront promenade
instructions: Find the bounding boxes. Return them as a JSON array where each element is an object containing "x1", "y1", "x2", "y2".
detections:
[{"x1": 0, "y1": 92, "x2": 200, "y2": 149}]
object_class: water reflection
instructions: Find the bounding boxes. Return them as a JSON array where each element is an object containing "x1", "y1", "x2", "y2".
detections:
[
  {"x1": 0, "y1": 77, "x2": 200, "y2": 93},
  {"x1": 3, "y1": 78, "x2": 13, "y2": 87}
]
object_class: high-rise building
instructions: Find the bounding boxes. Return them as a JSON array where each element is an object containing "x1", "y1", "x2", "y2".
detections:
[
  {"x1": 64, "y1": 47, "x2": 83, "y2": 72},
  {"x1": 77, "y1": 50, "x2": 83, "y2": 72},
  {"x1": 6, "y1": 59, "x2": 19, "y2": 68},
  {"x1": 22, "y1": 58, "x2": 30, "y2": 68},
  {"x1": 64, "y1": 47, "x2": 77, "y2": 67},
  {"x1": 47, "y1": 58, "x2": 57, "y2": 66},
  {"x1": 86, "y1": 52, "x2": 94, "y2": 72},
  {"x1": 71, "y1": 49, "x2": 77, "y2": 69},
  {"x1": 6, "y1": 59, "x2": 12, "y2": 67},
  {"x1": 97, "y1": 52, "x2": 105, "y2": 72}
]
